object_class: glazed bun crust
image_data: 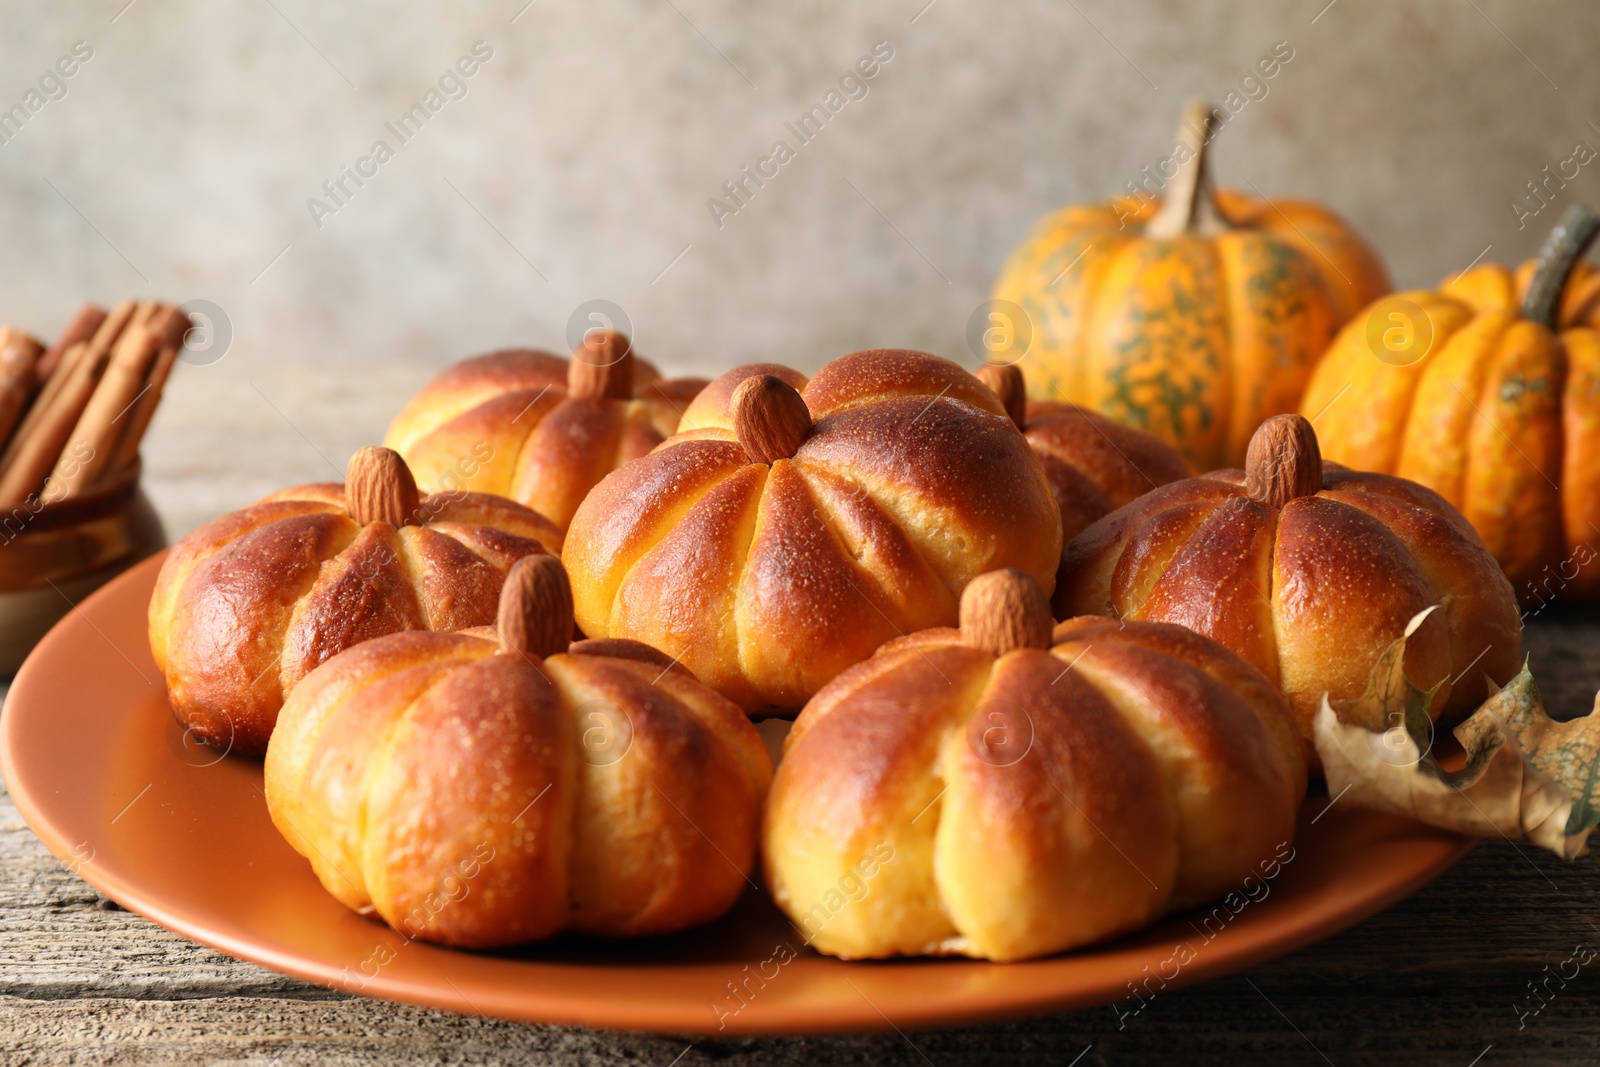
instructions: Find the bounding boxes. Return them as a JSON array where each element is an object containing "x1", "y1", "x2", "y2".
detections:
[
  {"x1": 265, "y1": 628, "x2": 772, "y2": 947},
  {"x1": 384, "y1": 348, "x2": 708, "y2": 530},
  {"x1": 677, "y1": 362, "x2": 807, "y2": 434},
  {"x1": 149, "y1": 484, "x2": 561, "y2": 757},
  {"x1": 1055, "y1": 460, "x2": 1522, "y2": 742},
  {"x1": 564, "y1": 352, "x2": 1064, "y2": 710},
  {"x1": 1023, "y1": 400, "x2": 1194, "y2": 541},
  {"x1": 384, "y1": 349, "x2": 569, "y2": 452},
  {"x1": 763, "y1": 617, "x2": 1305, "y2": 961},
  {"x1": 1013, "y1": 398, "x2": 1194, "y2": 597},
  {"x1": 802, "y1": 349, "x2": 1005, "y2": 418}
]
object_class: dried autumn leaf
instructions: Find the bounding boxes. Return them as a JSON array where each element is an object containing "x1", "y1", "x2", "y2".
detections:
[{"x1": 1313, "y1": 607, "x2": 1600, "y2": 860}]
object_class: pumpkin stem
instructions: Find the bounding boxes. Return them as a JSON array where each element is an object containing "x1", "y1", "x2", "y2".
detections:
[
  {"x1": 346, "y1": 446, "x2": 421, "y2": 527},
  {"x1": 568, "y1": 329, "x2": 636, "y2": 399},
  {"x1": 1245, "y1": 414, "x2": 1322, "y2": 509},
  {"x1": 1521, "y1": 203, "x2": 1600, "y2": 329},
  {"x1": 976, "y1": 363, "x2": 1027, "y2": 429},
  {"x1": 1145, "y1": 100, "x2": 1227, "y2": 240},
  {"x1": 960, "y1": 569, "x2": 1054, "y2": 657},
  {"x1": 731, "y1": 374, "x2": 812, "y2": 464},
  {"x1": 498, "y1": 553, "x2": 574, "y2": 659}
]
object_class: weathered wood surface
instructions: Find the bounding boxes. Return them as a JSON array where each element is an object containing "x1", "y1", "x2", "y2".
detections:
[{"x1": 3, "y1": 607, "x2": 1600, "y2": 1065}]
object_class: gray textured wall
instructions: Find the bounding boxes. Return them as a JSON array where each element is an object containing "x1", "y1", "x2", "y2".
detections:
[{"x1": 0, "y1": 0, "x2": 1596, "y2": 534}]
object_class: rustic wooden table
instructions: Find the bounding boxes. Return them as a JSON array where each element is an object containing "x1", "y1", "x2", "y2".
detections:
[{"x1": 5, "y1": 575, "x2": 1600, "y2": 1065}]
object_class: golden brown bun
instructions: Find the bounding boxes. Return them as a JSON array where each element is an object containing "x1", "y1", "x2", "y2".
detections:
[
  {"x1": 384, "y1": 346, "x2": 709, "y2": 530},
  {"x1": 264, "y1": 627, "x2": 772, "y2": 947},
  {"x1": 149, "y1": 482, "x2": 561, "y2": 757},
  {"x1": 562, "y1": 350, "x2": 1064, "y2": 710},
  {"x1": 1020, "y1": 399, "x2": 1193, "y2": 594},
  {"x1": 1024, "y1": 400, "x2": 1193, "y2": 540},
  {"x1": 764, "y1": 613, "x2": 1306, "y2": 961},
  {"x1": 1055, "y1": 420, "x2": 1523, "y2": 747}
]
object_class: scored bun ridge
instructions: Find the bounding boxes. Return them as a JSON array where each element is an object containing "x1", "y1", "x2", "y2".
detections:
[
  {"x1": 149, "y1": 463, "x2": 563, "y2": 757},
  {"x1": 384, "y1": 344, "x2": 707, "y2": 531},
  {"x1": 563, "y1": 349, "x2": 1065, "y2": 710},
  {"x1": 763, "y1": 611, "x2": 1306, "y2": 961},
  {"x1": 264, "y1": 611, "x2": 772, "y2": 948},
  {"x1": 1054, "y1": 418, "x2": 1522, "y2": 751}
]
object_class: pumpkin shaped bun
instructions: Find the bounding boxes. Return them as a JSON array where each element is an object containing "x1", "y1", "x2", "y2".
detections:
[
  {"x1": 764, "y1": 570, "x2": 1306, "y2": 962},
  {"x1": 562, "y1": 349, "x2": 1064, "y2": 711},
  {"x1": 976, "y1": 363, "x2": 1193, "y2": 584},
  {"x1": 383, "y1": 331, "x2": 709, "y2": 531},
  {"x1": 1055, "y1": 414, "x2": 1522, "y2": 746},
  {"x1": 993, "y1": 100, "x2": 1389, "y2": 469},
  {"x1": 1301, "y1": 203, "x2": 1600, "y2": 603},
  {"x1": 149, "y1": 447, "x2": 562, "y2": 757},
  {"x1": 265, "y1": 555, "x2": 772, "y2": 948}
]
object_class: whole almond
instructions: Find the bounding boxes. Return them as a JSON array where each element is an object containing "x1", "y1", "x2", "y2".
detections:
[
  {"x1": 498, "y1": 553, "x2": 574, "y2": 659},
  {"x1": 346, "y1": 446, "x2": 422, "y2": 527},
  {"x1": 960, "y1": 569, "x2": 1054, "y2": 657},
  {"x1": 568, "y1": 330, "x2": 635, "y2": 400},
  {"x1": 1245, "y1": 414, "x2": 1322, "y2": 509},
  {"x1": 976, "y1": 363, "x2": 1026, "y2": 430},
  {"x1": 731, "y1": 374, "x2": 812, "y2": 465}
]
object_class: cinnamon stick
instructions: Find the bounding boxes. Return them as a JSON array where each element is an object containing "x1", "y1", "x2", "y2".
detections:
[
  {"x1": 0, "y1": 329, "x2": 43, "y2": 453},
  {"x1": 45, "y1": 323, "x2": 162, "y2": 499},
  {"x1": 147, "y1": 305, "x2": 190, "y2": 352},
  {"x1": 3, "y1": 299, "x2": 136, "y2": 481},
  {"x1": 130, "y1": 300, "x2": 161, "y2": 329},
  {"x1": 0, "y1": 300, "x2": 149, "y2": 506},
  {"x1": 100, "y1": 308, "x2": 189, "y2": 480},
  {"x1": 38, "y1": 302, "x2": 106, "y2": 382},
  {"x1": 0, "y1": 341, "x2": 90, "y2": 506}
]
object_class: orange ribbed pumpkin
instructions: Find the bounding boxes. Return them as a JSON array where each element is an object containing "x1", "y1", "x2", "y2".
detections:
[
  {"x1": 993, "y1": 101, "x2": 1390, "y2": 469},
  {"x1": 1301, "y1": 203, "x2": 1600, "y2": 604}
]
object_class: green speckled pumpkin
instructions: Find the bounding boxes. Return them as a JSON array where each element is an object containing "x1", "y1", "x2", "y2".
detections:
[
  {"x1": 1302, "y1": 204, "x2": 1600, "y2": 602},
  {"x1": 993, "y1": 101, "x2": 1390, "y2": 469}
]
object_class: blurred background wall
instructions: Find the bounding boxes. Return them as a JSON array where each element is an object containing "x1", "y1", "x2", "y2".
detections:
[{"x1": 0, "y1": 0, "x2": 1595, "y2": 534}]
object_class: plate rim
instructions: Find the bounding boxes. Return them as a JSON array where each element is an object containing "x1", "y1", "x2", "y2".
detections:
[{"x1": 1, "y1": 551, "x2": 1476, "y2": 1036}]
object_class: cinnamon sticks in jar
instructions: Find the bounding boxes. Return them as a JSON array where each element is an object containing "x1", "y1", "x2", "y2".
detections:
[
  {"x1": 0, "y1": 330, "x2": 44, "y2": 450},
  {"x1": 0, "y1": 300, "x2": 189, "y2": 508}
]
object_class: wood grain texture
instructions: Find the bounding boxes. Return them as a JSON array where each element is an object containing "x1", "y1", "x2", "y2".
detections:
[{"x1": 5, "y1": 606, "x2": 1600, "y2": 1064}]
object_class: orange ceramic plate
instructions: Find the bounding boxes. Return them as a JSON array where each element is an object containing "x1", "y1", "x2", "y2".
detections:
[{"x1": 1, "y1": 553, "x2": 1473, "y2": 1036}]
